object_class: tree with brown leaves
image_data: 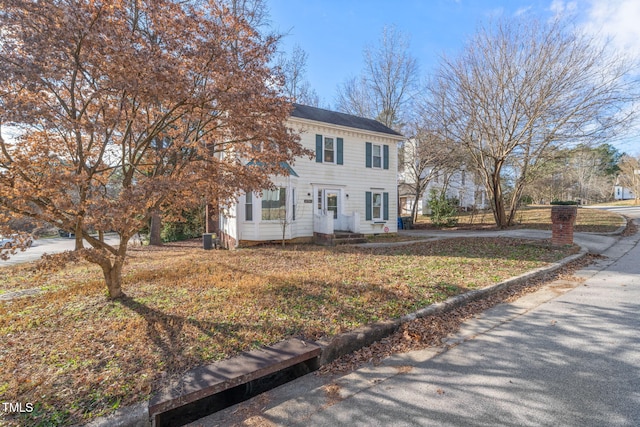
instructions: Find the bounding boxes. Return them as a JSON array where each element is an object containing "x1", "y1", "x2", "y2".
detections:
[{"x1": 0, "y1": 0, "x2": 309, "y2": 298}]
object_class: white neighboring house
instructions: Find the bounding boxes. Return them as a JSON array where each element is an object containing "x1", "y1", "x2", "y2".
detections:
[
  {"x1": 218, "y1": 104, "x2": 404, "y2": 248},
  {"x1": 614, "y1": 185, "x2": 635, "y2": 200},
  {"x1": 399, "y1": 167, "x2": 488, "y2": 217}
]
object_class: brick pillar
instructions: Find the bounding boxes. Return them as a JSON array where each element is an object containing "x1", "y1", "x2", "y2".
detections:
[{"x1": 551, "y1": 205, "x2": 577, "y2": 246}]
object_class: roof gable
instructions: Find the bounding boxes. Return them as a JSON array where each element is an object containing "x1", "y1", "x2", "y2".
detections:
[{"x1": 291, "y1": 103, "x2": 402, "y2": 137}]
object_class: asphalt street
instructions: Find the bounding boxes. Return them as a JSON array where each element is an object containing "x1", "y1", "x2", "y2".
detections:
[
  {"x1": 0, "y1": 234, "x2": 120, "y2": 267},
  {"x1": 193, "y1": 206, "x2": 640, "y2": 427}
]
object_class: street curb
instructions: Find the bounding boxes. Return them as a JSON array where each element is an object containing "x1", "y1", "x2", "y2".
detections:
[
  {"x1": 581, "y1": 214, "x2": 627, "y2": 236},
  {"x1": 82, "y1": 247, "x2": 588, "y2": 427},
  {"x1": 82, "y1": 402, "x2": 148, "y2": 427}
]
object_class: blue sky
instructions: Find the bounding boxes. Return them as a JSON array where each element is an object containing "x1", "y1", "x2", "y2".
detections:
[{"x1": 268, "y1": 0, "x2": 640, "y2": 153}]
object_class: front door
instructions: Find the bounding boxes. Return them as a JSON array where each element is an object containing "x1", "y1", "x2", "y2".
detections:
[{"x1": 317, "y1": 189, "x2": 341, "y2": 227}]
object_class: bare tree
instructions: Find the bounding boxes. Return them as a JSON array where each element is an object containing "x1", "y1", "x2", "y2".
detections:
[
  {"x1": 618, "y1": 154, "x2": 640, "y2": 204},
  {"x1": 427, "y1": 17, "x2": 636, "y2": 228},
  {"x1": 336, "y1": 25, "x2": 418, "y2": 129},
  {"x1": 335, "y1": 75, "x2": 376, "y2": 119},
  {"x1": 567, "y1": 144, "x2": 621, "y2": 203},
  {"x1": 277, "y1": 44, "x2": 320, "y2": 106},
  {"x1": 399, "y1": 123, "x2": 465, "y2": 221}
]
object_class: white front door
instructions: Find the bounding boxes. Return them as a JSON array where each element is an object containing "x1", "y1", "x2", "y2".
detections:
[{"x1": 317, "y1": 189, "x2": 341, "y2": 227}]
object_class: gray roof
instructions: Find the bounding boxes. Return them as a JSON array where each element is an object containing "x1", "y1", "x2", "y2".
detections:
[{"x1": 291, "y1": 103, "x2": 403, "y2": 137}]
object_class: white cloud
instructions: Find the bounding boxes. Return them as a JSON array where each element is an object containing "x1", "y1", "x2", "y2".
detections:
[
  {"x1": 549, "y1": 0, "x2": 578, "y2": 17},
  {"x1": 582, "y1": 0, "x2": 640, "y2": 61},
  {"x1": 514, "y1": 6, "x2": 532, "y2": 16}
]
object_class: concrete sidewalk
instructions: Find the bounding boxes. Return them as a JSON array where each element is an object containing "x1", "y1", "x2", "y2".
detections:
[{"x1": 191, "y1": 221, "x2": 640, "y2": 426}]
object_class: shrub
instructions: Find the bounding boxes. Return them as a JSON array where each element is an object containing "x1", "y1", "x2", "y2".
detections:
[
  {"x1": 550, "y1": 200, "x2": 578, "y2": 206},
  {"x1": 428, "y1": 189, "x2": 459, "y2": 227},
  {"x1": 161, "y1": 206, "x2": 205, "y2": 242}
]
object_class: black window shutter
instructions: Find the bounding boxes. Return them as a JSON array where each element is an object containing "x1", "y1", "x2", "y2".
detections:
[
  {"x1": 383, "y1": 145, "x2": 389, "y2": 170},
  {"x1": 365, "y1": 142, "x2": 372, "y2": 168},
  {"x1": 316, "y1": 134, "x2": 323, "y2": 163},
  {"x1": 383, "y1": 192, "x2": 389, "y2": 220},
  {"x1": 337, "y1": 138, "x2": 344, "y2": 165},
  {"x1": 365, "y1": 191, "x2": 372, "y2": 221}
]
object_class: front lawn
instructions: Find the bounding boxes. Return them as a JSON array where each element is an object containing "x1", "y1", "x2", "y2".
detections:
[
  {"x1": 414, "y1": 206, "x2": 624, "y2": 232},
  {"x1": 0, "y1": 238, "x2": 576, "y2": 426}
]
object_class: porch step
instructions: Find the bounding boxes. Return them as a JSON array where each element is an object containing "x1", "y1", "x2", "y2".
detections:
[
  {"x1": 333, "y1": 231, "x2": 367, "y2": 245},
  {"x1": 148, "y1": 339, "x2": 321, "y2": 427}
]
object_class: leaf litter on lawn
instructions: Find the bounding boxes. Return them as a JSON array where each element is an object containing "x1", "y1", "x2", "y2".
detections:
[
  {"x1": 0, "y1": 237, "x2": 577, "y2": 426},
  {"x1": 317, "y1": 253, "x2": 598, "y2": 375}
]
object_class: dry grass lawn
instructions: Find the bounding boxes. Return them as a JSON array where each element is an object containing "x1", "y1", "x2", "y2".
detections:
[
  {"x1": 414, "y1": 206, "x2": 624, "y2": 232},
  {"x1": 1, "y1": 238, "x2": 577, "y2": 425},
  {"x1": 589, "y1": 199, "x2": 638, "y2": 207}
]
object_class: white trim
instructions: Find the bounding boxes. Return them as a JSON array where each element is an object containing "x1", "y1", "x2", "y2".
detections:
[
  {"x1": 371, "y1": 191, "x2": 383, "y2": 221},
  {"x1": 321, "y1": 135, "x2": 337, "y2": 164},
  {"x1": 371, "y1": 143, "x2": 383, "y2": 169}
]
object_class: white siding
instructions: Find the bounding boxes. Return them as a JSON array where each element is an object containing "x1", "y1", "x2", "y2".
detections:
[
  {"x1": 292, "y1": 120, "x2": 399, "y2": 236},
  {"x1": 236, "y1": 118, "x2": 402, "y2": 242},
  {"x1": 219, "y1": 203, "x2": 237, "y2": 243}
]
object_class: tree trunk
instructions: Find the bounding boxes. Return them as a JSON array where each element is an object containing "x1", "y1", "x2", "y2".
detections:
[
  {"x1": 507, "y1": 180, "x2": 527, "y2": 226},
  {"x1": 490, "y1": 171, "x2": 509, "y2": 229},
  {"x1": 411, "y1": 186, "x2": 422, "y2": 222},
  {"x1": 98, "y1": 230, "x2": 104, "y2": 242},
  {"x1": 81, "y1": 245, "x2": 127, "y2": 299},
  {"x1": 149, "y1": 209, "x2": 162, "y2": 246},
  {"x1": 102, "y1": 257, "x2": 125, "y2": 299},
  {"x1": 74, "y1": 224, "x2": 84, "y2": 250}
]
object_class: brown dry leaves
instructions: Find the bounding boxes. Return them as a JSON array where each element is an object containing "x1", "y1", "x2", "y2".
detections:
[
  {"x1": 0, "y1": 238, "x2": 577, "y2": 425},
  {"x1": 414, "y1": 206, "x2": 624, "y2": 233},
  {"x1": 318, "y1": 253, "x2": 598, "y2": 376}
]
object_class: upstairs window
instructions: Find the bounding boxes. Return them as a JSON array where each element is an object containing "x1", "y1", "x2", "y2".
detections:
[
  {"x1": 324, "y1": 137, "x2": 335, "y2": 163},
  {"x1": 372, "y1": 144, "x2": 382, "y2": 168},
  {"x1": 365, "y1": 142, "x2": 389, "y2": 169},
  {"x1": 315, "y1": 134, "x2": 343, "y2": 164}
]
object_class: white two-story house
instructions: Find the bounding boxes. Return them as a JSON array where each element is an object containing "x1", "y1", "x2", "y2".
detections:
[{"x1": 218, "y1": 104, "x2": 404, "y2": 248}]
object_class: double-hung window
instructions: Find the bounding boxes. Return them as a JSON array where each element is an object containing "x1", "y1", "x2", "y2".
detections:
[
  {"x1": 245, "y1": 192, "x2": 253, "y2": 221},
  {"x1": 365, "y1": 142, "x2": 389, "y2": 169},
  {"x1": 365, "y1": 191, "x2": 389, "y2": 221},
  {"x1": 315, "y1": 134, "x2": 343, "y2": 164},
  {"x1": 372, "y1": 192, "x2": 382, "y2": 220},
  {"x1": 324, "y1": 137, "x2": 335, "y2": 163},
  {"x1": 372, "y1": 145, "x2": 382, "y2": 168}
]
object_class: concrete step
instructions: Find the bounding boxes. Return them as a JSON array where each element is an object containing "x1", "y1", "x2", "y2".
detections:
[
  {"x1": 333, "y1": 237, "x2": 368, "y2": 245},
  {"x1": 314, "y1": 232, "x2": 367, "y2": 246},
  {"x1": 149, "y1": 339, "x2": 321, "y2": 427},
  {"x1": 332, "y1": 232, "x2": 367, "y2": 245}
]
